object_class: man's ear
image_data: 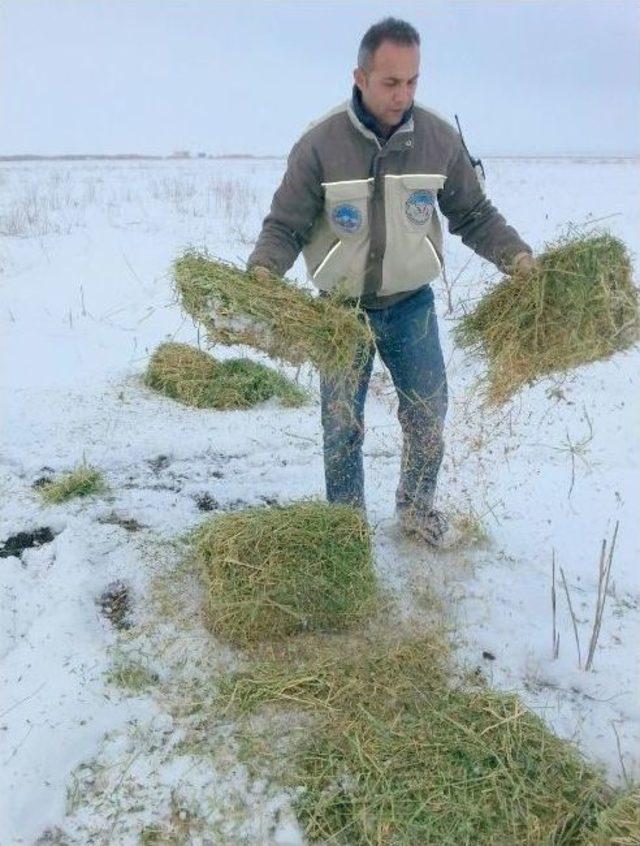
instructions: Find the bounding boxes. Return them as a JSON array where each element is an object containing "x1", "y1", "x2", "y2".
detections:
[{"x1": 353, "y1": 67, "x2": 365, "y2": 91}]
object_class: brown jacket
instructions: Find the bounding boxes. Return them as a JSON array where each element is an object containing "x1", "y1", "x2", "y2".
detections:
[{"x1": 248, "y1": 98, "x2": 531, "y2": 306}]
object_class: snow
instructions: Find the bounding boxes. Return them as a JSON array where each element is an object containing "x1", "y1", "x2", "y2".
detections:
[{"x1": 1, "y1": 155, "x2": 638, "y2": 843}]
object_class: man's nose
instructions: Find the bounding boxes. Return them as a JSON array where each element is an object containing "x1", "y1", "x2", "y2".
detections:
[
  {"x1": 394, "y1": 86, "x2": 412, "y2": 106},
  {"x1": 393, "y1": 94, "x2": 411, "y2": 110}
]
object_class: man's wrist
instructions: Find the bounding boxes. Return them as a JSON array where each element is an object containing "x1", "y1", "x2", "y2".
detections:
[
  {"x1": 248, "y1": 264, "x2": 273, "y2": 281},
  {"x1": 510, "y1": 251, "x2": 536, "y2": 274}
]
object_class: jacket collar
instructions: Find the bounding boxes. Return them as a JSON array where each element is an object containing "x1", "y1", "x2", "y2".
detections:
[{"x1": 350, "y1": 85, "x2": 413, "y2": 144}]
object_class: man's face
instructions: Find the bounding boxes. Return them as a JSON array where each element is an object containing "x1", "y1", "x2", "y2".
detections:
[{"x1": 354, "y1": 41, "x2": 420, "y2": 131}]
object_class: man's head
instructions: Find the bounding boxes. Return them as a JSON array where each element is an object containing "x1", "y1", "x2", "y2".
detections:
[{"x1": 354, "y1": 17, "x2": 420, "y2": 132}]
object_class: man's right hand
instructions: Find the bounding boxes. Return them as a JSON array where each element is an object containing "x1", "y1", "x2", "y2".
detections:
[
  {"x1": 250, "y1": 265, "x2": 272, "y2": 281},
  {"x1": 511, "y1": 251, "x2": 537, "y2": 276}
]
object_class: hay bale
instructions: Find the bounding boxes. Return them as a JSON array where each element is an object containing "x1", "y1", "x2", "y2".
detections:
[
  {"x1": 195, "y1": 501, "x2": 375, "y2": 645},
  {"x1": 455, "y1": 232, "x2": 639, "y2": 404},
  {"x1": 219, "y1": 635, "x2": 613, "y2": 845},
  {"x1": 144, "y1": 342, "x2": 308, "y2": 409},
  {"x1": 173, "y1": 252, "x2": 373, "y2": 376}
]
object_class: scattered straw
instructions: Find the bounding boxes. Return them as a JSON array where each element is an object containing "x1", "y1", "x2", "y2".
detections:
[
  {"x1": 194, "y1": 501, "x2": 375, "y2": 646},
  {"x1": 40, "y1": 463, "x2": 106, "y2": 504},
  {"x1": 455, "y1": 232, "x2": 639, "y2": 404},
  {"x1": 105, "y1": 659, "x2": 160, "y2": 694},
  {"x1": 588, "y1": 787, "x2": 640, "y2": 845},
  {"x1": 219, "y1": 634, "x2": 613, "y2": 845},
  {"x1": 173, "y1": 252, "x2": 373, "y2": 376},
  {"x1": 144, "y1": 342, "x2": 308, "y2": 409}
]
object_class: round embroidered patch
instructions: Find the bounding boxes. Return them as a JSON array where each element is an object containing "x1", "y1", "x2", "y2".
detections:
[
  {"x1": 405, "y1": 189, "x2": 435, "y2": 225},
  {"x1": 331, "y1": 203, "x2": 363, "y2": 234}
]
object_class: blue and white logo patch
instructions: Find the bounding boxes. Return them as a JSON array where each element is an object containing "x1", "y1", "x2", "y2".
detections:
[
  {"x1": 405, "y1": 189, "x2": 435, "y2": 226},
  {"x1": 331, "y1": 203, "x2": 363, "y2": 234}
]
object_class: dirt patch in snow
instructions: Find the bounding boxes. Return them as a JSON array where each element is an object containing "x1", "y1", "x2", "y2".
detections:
[
  {"x1": 0, "y1": 526, "x2": 56, "y2": 558},
  {"x1": 193, "y1": 491, "x2": 219, "y2": 512},
  {"x1": 97, "y1": 511, "x2": 146, "y2": 532},
  {"x1": 97, "y1": 580, "x2": 133, "y2": 630},
  {"x1": 146, "y1": 454, "x2": 172, "y2": 473}
]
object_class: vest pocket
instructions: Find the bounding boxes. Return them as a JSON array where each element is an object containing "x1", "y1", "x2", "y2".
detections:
[
  {"x1": 380, "y1": 174, "x2": 446, "y2": 294},
  {"x1": 310, "y1": 179, "x2": 372, "y2": 294},
  {"x1": 385, "y1": 174, "x2": 445, "y2": 233},
  {"x1": 322, "y1": 179, "x2": 372, "y2": 240}
]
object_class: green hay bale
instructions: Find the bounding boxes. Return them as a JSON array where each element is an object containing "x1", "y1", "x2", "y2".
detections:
[
  {"x1": 144, "y1": 342, "x2": 308, "y2": 409},
  {"x1": 40, "y1": 463, "x2": 106, "y2": 504},
  {"x1": 219, "y1": 635, "x2": 613, "y2": 845},
  {"x1": 195, "y1": 501, "x2": 375, "y2": 646},
  {"x1": 455, "y1": 232, "x2": 639, "y2": 404},
  {"x1": 173, "y1": 252, "x2": 373, "y2": 376},
  {"x1": 589, "y1": 787, "x2": 640, "y2": 845}
]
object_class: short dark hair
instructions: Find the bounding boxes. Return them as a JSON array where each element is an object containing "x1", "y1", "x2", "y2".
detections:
[{"x1": 357, "y1": 17, "x2": 420, "y2": 71}]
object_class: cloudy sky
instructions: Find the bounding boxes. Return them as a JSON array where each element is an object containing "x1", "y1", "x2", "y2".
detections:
[{"x1": 1, "y1": 0, "x2": 638, "y2": 157}]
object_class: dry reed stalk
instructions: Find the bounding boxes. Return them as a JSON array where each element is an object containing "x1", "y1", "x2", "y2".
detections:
[{"x1": 585, "y1": 521, "x2": 619, "y2": 671}]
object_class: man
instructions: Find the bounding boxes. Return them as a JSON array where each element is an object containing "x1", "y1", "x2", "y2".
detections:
[{"x1": 248, "y1": 17, "x2": 534, "y2": 547}]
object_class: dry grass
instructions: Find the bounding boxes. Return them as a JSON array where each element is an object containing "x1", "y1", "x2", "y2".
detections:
[
  {"x1": 450, "y1": 509, "x2": 489, "y2": 546},
  {"x1": 144, "y1": 341, "x2": 308, "y2": 409},
  {"x1": 39, "y1": 463, "x2": 106, "y2": 503},
  {"x1": 105, "y1": 658, "x2": 160, "y2": 694},
  {"x1": 455, "y1": 232, "x2": 639, "y2": 404},
  {"x1": 194, "y1": 501, "x2": 376, "y2": 646},
  {"x1": 218, "y1": 634, "x2": 615, "y2": 845},
  {"x1": 173, "y1": 252, "x2": 373, "y2": 377},
  {"x1": 588, "y1": 787, "x2": 640, "y2": 845}
]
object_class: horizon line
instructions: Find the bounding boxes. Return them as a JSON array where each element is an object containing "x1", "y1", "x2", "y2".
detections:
[{"x1": 1, "y1": 152, "x2": 639, "y2": 163}]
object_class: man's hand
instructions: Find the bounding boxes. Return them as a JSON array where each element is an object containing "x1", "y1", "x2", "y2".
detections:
[
  {"x1": 511, "y1": 251, "x2": 537, "y2": 276},
  {"x1": 249, "y1": 265, "x2": 273, "y2": 282}
]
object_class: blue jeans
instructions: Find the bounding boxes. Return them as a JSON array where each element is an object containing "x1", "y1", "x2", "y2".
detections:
[{"x1": 320, "y1": 286, "x2": 448, "y2": 515}]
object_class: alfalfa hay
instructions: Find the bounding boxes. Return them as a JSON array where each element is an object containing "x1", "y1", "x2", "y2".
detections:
[
  {"x1": 455, "y1": 232, "x2": 639, "y2": 404},
  {"x1": 218, "y1": 634, "x2": 612, "y2": 845},
  {"x1": 144, "y1": 342, "x2": 308, "y2": 409},
  {"x1": 173, "y1": 252, "x2": 373, "y2": 376},
  {"x1": 39, "y1": 463, "x2": 106, "y2": 504},
  {"x1": 194, "y1": 501, "x2": 375, "y2": 646},
  {"x1": 588, "y1": 787, "x2": 640, "y2": 845}
]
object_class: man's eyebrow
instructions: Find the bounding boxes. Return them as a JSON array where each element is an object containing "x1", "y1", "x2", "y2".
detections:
[{"x1": 381, "y1": 74, "x2": 420, "y2": 82}]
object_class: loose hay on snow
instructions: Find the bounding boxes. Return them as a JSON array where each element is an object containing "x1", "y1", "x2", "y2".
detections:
[
  {"x1": 173, "y1": 252, "x2": 373, "y2": 376},
  {"x1": 455, "y1": 232, "x2": 639, "y2": 404},
  {"x1": 39, "y1": 463, "x2": 106, "y2": 504},
  {"x1": 144, "y1": 342, "x2": 308, "y2": 409},
  {"x1": 219, "y1": 635, "x2": 615, "y2": 846},
  {"x1": 589, "y1": 787, "x2": 640, "y2": 845},
  {"x1": 195, "y1": 501, "x2": 375, "y2": 646}
]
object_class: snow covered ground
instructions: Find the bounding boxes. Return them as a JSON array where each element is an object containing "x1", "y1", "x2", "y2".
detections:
[{"x1": 1, "y1": 155, "x2": 638, "y2": 844}]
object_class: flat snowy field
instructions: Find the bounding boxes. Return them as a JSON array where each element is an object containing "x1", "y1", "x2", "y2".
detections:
[{"x1": 1, "y1": 156, "x2": 638, "y2": 844}]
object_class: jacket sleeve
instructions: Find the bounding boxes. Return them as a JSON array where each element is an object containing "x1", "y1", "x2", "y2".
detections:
[
  {"x1": 247, "y1": 135, "x2": 324, "y2": 276},
  {"x1": 438, "y1": 138, "x2": 532, "y2": 273}
]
